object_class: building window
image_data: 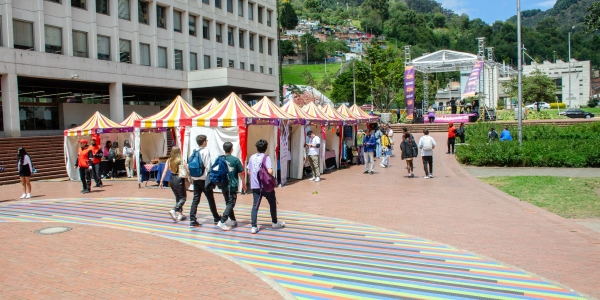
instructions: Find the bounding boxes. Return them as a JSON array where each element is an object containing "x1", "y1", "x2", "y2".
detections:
[
  {"x1": 158, "y1": 46, "x2": 167, "y2": 68},
  {"x1": 259, "y1": 36, "x2": 263, "y2": 53},
  {"x1": 47, "y1": 0, "x2": 60, "y2": 3},
  {"x1": 203, "y1": 19, "x2": 209, "y2": 40},
  {"x1": 215, "y1": 0, "x2": 221, "y2": 9},
  {"x1": 96, "y1": 0, "x2": 109, "y2": 15},
  {"x1": 216, "y1": 23, "x2": 222, "y2": 43},
  {"x1": 190, "y1": 52, "x2": 198, "y2": 71},
  {"x1": 248, "y1": 3, "x2": 253, "y2": 20},
  {"x1": 267, "y1": 9, "x2": 272, "y2": 27},
  {"x1": 250, "y1": 64, "x2": 254, "y2": 71},
  {"x1": 227, "y1": 27, "x2": 234, "y2": 46},
  {"x1": 228, "y1": 59, "x2": 234, "y2": 68},
  {"x1": 227, "y1": 0, "x2": 233, "y2": 13},
  {"x1": 119, "y1": 39, "x2": 131, "y2": 63},
  {"x1": 202, "y1": 0, "x2": 209, "y2": 4},
  {"x1": 44, "y1": 26, "x2": 62, "y2": 54},
  {"x1": 138, "y1": 1, "x2": 149, "y2": 24},
  {"x1": 140, "y1": 43, "x2": 150, "y2": 66},
  {"x1": 72, "y1": 30, "x2": 88, "y2": 57},
  {"x1": 269, "y1": 67, "x2": 272, "y2": 75},
  {"x1": 189, "y1": 15, "x2": 196, "y2": 36},
  {"x1": 216, "y1": 57, "x2": 223, "y2": 67},
  {"x1": 240, "y1": 62, "x2": 245, "y2": 70},
  {"x1": 249, "y1": 33, "x2": 254, "y2": 51},
  {"x1": 72, "y1": 0, "x2": 85, "y2": 9},
  {"x1": 173, "y1": 11, "x2": 182, "y2": 32},
  {"x1": 239, "y1": 30, "x2": 244, "y2": 48},
  {"x1": 260, "y1": 66, "x2": 263, "y2": 73},
  {"x1": 238, "y1": 0, "x2": 243, "y2": 16},
  {"x1": 204, "y1": 55, "x2": 211, "y2": 69},
  {"x1": 268, "y1": 38, "x2": 272, "y2": 55},
  {"x1": 157, "y1": 5, "x2": 166, "y2": 29},
  {"x1": 257, "y1": 6, "x2": 263, "y2": 23},
  {"x1": 13, "y1": 20, "x2": 34, "y2": 50},
  {"x1": 97, "y1": 35, "x2": 110, "y2": 60},
  {"x1": 174, "y1": 49, "x2": 183, "y2": 70},
  {"x1": 118, "y1": 0, "x2": 130, "y2": 20}
]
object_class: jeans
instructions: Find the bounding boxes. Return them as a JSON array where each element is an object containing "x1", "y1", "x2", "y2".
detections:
[
  {"x1": 428, "y1": 116, "x2": 435, "y2": 123},
  {"x1": 78, "y1": 167, "x2": 92, "y2": 191},
  {"x1": 458, "y1": 134, "x2": 465, "y2": 144},
  {"x1": 447, "y1": 138, "x2": 455, "y2": 153},
  {"x1": 363, "y1": 151, "x2": 374, "y2": 172},
  {"x1": 381, "y1": 153, "x2": 390, "y2": 166},
  {"x1": 189, "y1": 179, "x2": 220, "y2": 223},
  {"x1": 125, "y1": 156, "x2": 133, "y2": 177},
  {"x1": 251, "y1": 189, "x2": 278, "y2": 227},
  {"x1": 308, "y1": 155, "x2": 320, "y2": 178},
  {"x1": 92, "y1": 163, "x2": 102, "y2": 186},
  {"x1": 375, "y1": 141, "x2": 382, "y2": 158},
  {"x1": 170, "y1": 175, "x2": 187, "y2": 213},
  {"x1": 111, "y1": 159, "x2": 117, "y2": 178},
  {"x1": 103, "y1": 159, "x2": 113, "y2": 177},
  {"x1": 358, "y1": 146, "x2": 364, "y2": 164},
  {"x1": 422, "y1": 156, "x2": 433, "y2": 176},
  {"x1": 220, "y1": 190, "x2": 237, "y2": 223}
]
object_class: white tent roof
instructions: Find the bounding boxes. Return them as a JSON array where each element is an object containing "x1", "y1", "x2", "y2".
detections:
[{"x1": 409, "y1": 50, "x2": 478, "y2": 73}]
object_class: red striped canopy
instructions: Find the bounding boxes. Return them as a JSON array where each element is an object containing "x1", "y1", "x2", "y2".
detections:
[
  {"x1": 64, "y1": 111, "x2": 128, "y2": 136},
  {"x1": 135, "y1": 96, "x2": 199, "y2": 128},
  {"x1": 350, "y1": 104, "x2": 379, "y2": 123},
  {"x1": 198, "y1": 98, "x2": 220, "y2": 114},
  {"x1": 338, "y1": 104, "x2": 369, "y2": 123},
  {"x1": 303, "y1": 102, "x2": 340, "y2": 125},
  {"x1": 281, "y1": 101, "x2": 325, "y2": 125},
  {"x1": 321, "y1": 104, "x2": 356, "y2": 125},
  {"x1": 190, "y1": 93, "x2": 278, "y2": 127},
  {"x1": 252, "y1": 97, "x2": 304, "y2": 125},
  {"x1": 120, "y1": 112, "x2": 143, "y2": 127}
]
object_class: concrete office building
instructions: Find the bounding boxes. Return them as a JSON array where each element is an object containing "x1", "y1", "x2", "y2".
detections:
[
  {"x1": 523, "y1": 60, "x2": 591, "y2": 108},
  {"x1": 0, "y1": 0, "x2": 279, "y2": 137}
]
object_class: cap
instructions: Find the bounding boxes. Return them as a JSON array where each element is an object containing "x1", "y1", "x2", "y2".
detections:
[{"x1": 78, "y1": 139, "x2": 88, "y2": 144}]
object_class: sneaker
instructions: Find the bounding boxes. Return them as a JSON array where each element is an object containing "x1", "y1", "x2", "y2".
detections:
[
  {"x1": 424, "y1": 175, "x2": 430, "y2": 179},
  {"x1": 314, "y1": 177, "x2": 321, "y2": 182},
  {"x1": 217, "y1": 221, "x2": 231, "y2": 231},
  {"x1": 370, "y1": 171, "x2": 374, "y2": 175},
  {"x1": 25, "y1": 193, "x2": 31, "y2": 199},
  {"x1": 380, "y1": 164, "x2": 385, "y2": 168},
  {"x1": 251, "y1": 227, "x2": 258, "y2": 234},
  {"x1": 190, "y1": 222, "x2": 202, "y2": 228},
  {"x1": 82, "y1": 189, "x2": 90, "y2": 194},
  {"x1": 272, "y1": 222, "x2": 286, "y2": 228},
  {"x1": 213, "y1": 218, "x2": 221, "y2": 225},
  {"x1": 309, "y1": 177, "x2": 316, "y2": 181},
  {"x1": 429, "y1": 174, "x2": 434, "y2": 178},
  {"x1": 177, "y1": 214, "x2": 187, "y2": 221},
  {"x1": 363, "y1": 171, "x2": 369, "y2": 174},
  {"x1": 168, "y1": 210, "x2": 177, "y2": 221},
  {"x1": 227, "y1": 220, "x2": 238, "y2": 228},
  {"x1": 20, "y1": 194, "x2": 26, "y2": 199}
]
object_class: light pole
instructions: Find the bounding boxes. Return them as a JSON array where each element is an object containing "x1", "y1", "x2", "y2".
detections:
[
  {"x1": 568, "y1": 26, "x2": 575, "y2": 108},
  {"x1": 517, "y1": 0, "x2": 523, "y2": 146},
  {"x1": 353, "y1": 59, "x2": 356, "y2": 105},
  {"x1": 306, "y1": 37, "x2": 308, "y2": 65}
]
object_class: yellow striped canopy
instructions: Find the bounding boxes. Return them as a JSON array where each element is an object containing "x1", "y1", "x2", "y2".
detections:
[
  {"x1": 190, "y1": 93, "x2": 279, "y2": 127},
  {"x1": 338, "y1": 104, "x2": 369, "y2": 123},
  {"x1": 252, "y1": 97, "x2": 304, "y2": 125},
  {"x1": 135, "y1": 96, "x2": 199, "y2": 128},
  {"x1": 281, "y1": 101, "x2": 325, "y2": 125},
  {"x1": 64, "y1": 111, "x2": 128, "y2": 136},
  {"x1": 198, "y1": 98, "x2": 220, "y2": 114},
  {"x1": 350, "y1": 104, "x2": 379, "y2": 123},
  {"x1": 322, "y1": 104, "x2": 356, "y2": 125},
  {"x1": 303, "y1": 102, "x2": 340, "y2": 125},
  {"x1": 120, "y1": 112, "x2": 143, "y2": 127}
]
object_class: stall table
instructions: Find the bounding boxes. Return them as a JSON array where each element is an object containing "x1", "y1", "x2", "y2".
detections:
[
  {"x1": 139, "y1": 162, "x2": 171, "y2": 187},
  {"x1": 100, "y1": 158, "x2": 126, "y2": 178},
  {"x1": 324, "y1": 150, "x2": 337, "y2": 169}
]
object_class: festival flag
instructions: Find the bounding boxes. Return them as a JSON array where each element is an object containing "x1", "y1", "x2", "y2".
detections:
[
  {"x1": 404, "y1": 66, "x2": 416, "y2": 116},
  {"x1": 462, "y1": 61, "x2": 484, "y2": 98}
]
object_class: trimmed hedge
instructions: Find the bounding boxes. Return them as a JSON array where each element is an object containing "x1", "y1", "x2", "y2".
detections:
[
  {"x1": 550, "y1": 103, "x2": 567, "y2": 109},
  {"x1": 456, "y1": 122, "x2": 600, "y2": 167}
]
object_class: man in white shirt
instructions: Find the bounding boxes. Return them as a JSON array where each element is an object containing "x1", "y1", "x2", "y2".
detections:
[
  {"x1": 306, "y1": 130, "x2": 321, "y2": 182},
  {"x1": 189, "y1": 135, "x2": 221, "y2": 228},
  {"x1": 418, "y1": 129, "x2": 437, "y2": 179}
]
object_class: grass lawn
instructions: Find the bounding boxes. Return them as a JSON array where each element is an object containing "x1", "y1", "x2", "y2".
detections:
[
  {"x1": 481, "y1": 176, "x2": 600, "y2": 219},
  {"x1": 282, "y1": 63, "x2": 343, "y2": 86}
]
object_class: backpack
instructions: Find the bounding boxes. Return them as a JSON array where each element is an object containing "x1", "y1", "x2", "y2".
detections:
[
  {"x1": 209, "y1": 155, "x2": 229, "y2": 189},
  {"x1": 422, "y1": 136, "x2": 433, "y2": 151},
  {"x1": 257, "y1": 154, "x2": 276, "y2": 192},
  {"x1": 490, "y1": 131, "x2": 499, "y2": 140},
  {"x1": 125, "y1": 147, "x2": 134, "y2": 157},
  {"x1": 108, "y1": 148, "x2": 117, "y2": 160},
  {"x1": 188, "y1": 149, "x2": 205, "y2": 177}
]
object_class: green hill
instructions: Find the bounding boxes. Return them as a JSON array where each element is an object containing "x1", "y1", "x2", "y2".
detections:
[{"x1": 282, "y1": 63, "x2": 343, "y2": 96}]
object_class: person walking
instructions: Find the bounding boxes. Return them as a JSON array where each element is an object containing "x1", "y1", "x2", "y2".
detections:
[
  {"x1": 306, "y1": 131, "x2": 321, "y2": 182},
  {"x1": 123, "y1": 140, "x2": 134, "y2": 178},
  {"x1": 418, "y1": 129, "x2": 437, "y2": 179},
  {"x1": 363, "y1": 130, "x2": 376, "y2": 174},
  {"x1": 17, "y1": 147, "x2": 33, "y2": 199},
  {"x1": 374, "y1": 126, "x2": 383, "y2": 159},
  {"x1": 74, "y1": 139, "x2": 94, "y2": 193},
  {"x1": 447, "y1": 122, "x2": 456, "y2": 154},
  {"x1": 216, "y1": 142, "x2": 245, "y2": 231},
  {"x1": 90, "y1": 139, "x2": 103, "y2": 188},
  {"x1": 188, "y1": 135, "x2": 221, "y2": 228},
  {"x1": 387, "y1": 125, "x2": 395, "y2": 157},
  {"x1": 102, "y1": 141, "x2": 112, "y2": 178},
  {"x1": 380, "y1": 131, "x2": 391, "y2": 168},
  {"x1": 400, "y1": 132, "x2": 417, "y2": 178},
  {"x1": 160, "y1": 146, "x2": 189, "y2": 222},
  {"x1": 456, "y1": 122, "x2": 466, "y2": 144},
  {"x1": 248, "y1": 139, "x2": 286, "y2": 234}
]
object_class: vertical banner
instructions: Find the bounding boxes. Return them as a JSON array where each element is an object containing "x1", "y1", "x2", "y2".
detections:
[
  {"x1": 320, "y1": 125, "x2": 326, "y2": 163},
  {"x1": 404, "y1": 66, "x2": 416, "y2": 117},
  {"x1": 238, "y1": 125, "x2": 248, "y2": 166},
  {"x1": 279, "y1": 121, "x2": 290, "y2": 186},
  {"x1": 462, "y1": 61, "x2": 484, "y2": 98}
]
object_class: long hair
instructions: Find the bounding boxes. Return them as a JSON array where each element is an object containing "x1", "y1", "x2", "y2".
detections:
[
  {"x1": 169, "y1": 146, "x2": 181, "y2": 173},
  {"x1": 17, "y1": 147, "x2": 27, "y2": 163},
  {"x1": 124, "y1": 140, "x2": 131, "y2": 148}
]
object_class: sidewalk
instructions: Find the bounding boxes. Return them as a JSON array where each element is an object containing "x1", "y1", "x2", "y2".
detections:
[{"x1": 463, "y1": 166, "x2": 600, "y2": 178}]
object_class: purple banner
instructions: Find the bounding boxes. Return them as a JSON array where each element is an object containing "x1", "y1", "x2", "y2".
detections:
[
  {"x1": 434, "y1": 113, "x2": 477, "y2": 123},
  {"x1": 404, "y1": 66, "x2": 416, "y2": 117},
  {"x1": 462, "y1": 61, "x2": 484, "y2": 98}
]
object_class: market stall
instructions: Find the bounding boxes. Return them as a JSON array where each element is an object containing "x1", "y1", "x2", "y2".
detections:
[
  {"x1": 302, "y1": 102, "x2": 337, "y2": 173},
  {"x1": 120, "y1": 111, "x2": 167, "y2": 166},
  {"x1": 338, "y1": 104, "x2": 368, "y2": 164},
  {"x1": 321, "y1": 104, "x2": 356, "y2": 168},
  {"x1": 64, "y1": 111, "x2": 130, "y2": 181},
  {"x1": 350, "y1": 104, "x2": 379, "y2": 132}
]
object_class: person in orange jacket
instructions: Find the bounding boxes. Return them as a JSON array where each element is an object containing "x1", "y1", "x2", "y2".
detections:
[
  {"x1": 90, "y1": 139, "x2": 103, "y2": 188},
  {"x1": 74, "y1": 139, "x2": 94, "y2": 194},
  {"x1": 447, "y1": 122, "x2": 456, "y2": 154}
]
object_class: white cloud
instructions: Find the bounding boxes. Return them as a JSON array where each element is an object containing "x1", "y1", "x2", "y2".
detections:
[
  {"x1": 437, "y1": 0, "x2": 472, "y2": 15},
  {"x1": 532, "y1": 0, "x2": 556, "y2": 9}
]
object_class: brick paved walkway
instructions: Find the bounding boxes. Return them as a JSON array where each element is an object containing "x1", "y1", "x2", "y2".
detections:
[
  {"x1": 464, "y1": 166, "x2": 600, "y2": 178},
  {"x1": 0, "y1": 132, "x2": 599, "y2": 299}
]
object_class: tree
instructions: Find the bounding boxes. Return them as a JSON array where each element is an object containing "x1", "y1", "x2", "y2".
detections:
[
  {"x1": 584, "y1": 2, "x2": 600, "y2": 34},
  {"x1": 280, "y1": 2, "x2": 298, "y2": 30},
  {"x1": 280, "y1": 40, "x2": 296, "y2": 57},
  {"x1": 503, "y1": 69, "x2": 556, "y2": 112}
]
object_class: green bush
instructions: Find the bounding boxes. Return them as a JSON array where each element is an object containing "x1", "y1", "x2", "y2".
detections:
[
  {"x1": 550, "y1": 102, "x2": 566, "y2": 109},
  {"x1": 456, "y1": 123, "x2": 600, "y2": 167},
  {"x1": 588, "y1": 98, "x2": 599, "y2": 108}
]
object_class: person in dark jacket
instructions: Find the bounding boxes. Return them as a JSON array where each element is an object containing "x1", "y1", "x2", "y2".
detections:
[
  {"x1": 456, "y1": 122, "x2": 466, "y2": 144},
  {"x1": 363, "y1": 130, "x2": 376, "y2": 175},
  {"x1": 400, "y1": 132, "x2": 417, "y2": 178},
  {"x1": 74, "y1": 139, "x2": 94, "y2": 194}
]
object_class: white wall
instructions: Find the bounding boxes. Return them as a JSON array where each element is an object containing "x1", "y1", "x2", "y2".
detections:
[{"x1": 59, "y1": 103, "x2": 161, "y2": 129}]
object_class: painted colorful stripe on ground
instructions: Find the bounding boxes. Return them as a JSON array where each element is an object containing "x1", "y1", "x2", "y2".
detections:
[{"x1": 0, "y1": 198, "x2": 583, "y2": 300}]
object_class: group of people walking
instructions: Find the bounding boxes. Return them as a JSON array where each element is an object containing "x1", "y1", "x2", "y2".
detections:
[{"x1": 160, "y1": 135, "x2": 285, "y2": 234}]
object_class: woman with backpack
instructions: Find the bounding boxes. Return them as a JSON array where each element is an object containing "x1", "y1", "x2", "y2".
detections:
[
  {"x1": 159, "y1": 146, "x2": 189, "y2": 222},
  {"x1": 418, "y1": 129, "x2": 437, "y2": 179},
  {"x1": 123, "y1": 140, "x2": 134, "y2": 178},
  {"x1": 17, "y1": 147, "x2": 33, "y2": 199},
  {"x1": 400, "y1": 132, "x2": 417, "y2": 178}
]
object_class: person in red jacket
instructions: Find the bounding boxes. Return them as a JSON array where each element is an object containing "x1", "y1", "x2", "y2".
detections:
[
  {"x1": 90, "y1": 139, "x2": 103, "y2": 188},
  {"x1": 447, "y1": 122, "x2": 456, "y2": 154},
  {"x1": 74, "y1": 139, "x2": 94, "y2": 194}
]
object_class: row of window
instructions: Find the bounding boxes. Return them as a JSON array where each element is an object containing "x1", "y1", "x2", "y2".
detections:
[
  {"x1": 207, "y1": 22, "x2": 273, "y2": 54},
  {"x1": 47, "y1": 0, "x2": 273, "y2": 29}
]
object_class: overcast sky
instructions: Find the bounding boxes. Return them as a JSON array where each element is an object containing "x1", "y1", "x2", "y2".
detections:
[{"x1": 437, "y1": 0, "x2": 557, "y2": 24}]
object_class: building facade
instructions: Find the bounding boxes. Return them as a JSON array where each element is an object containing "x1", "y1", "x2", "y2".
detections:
[
  {"x1": 523, "y1": 60, "x2": 591, "y2": 108},
  {"x1": 0, "y1": 0, "x2": 279, "y2": 137}
]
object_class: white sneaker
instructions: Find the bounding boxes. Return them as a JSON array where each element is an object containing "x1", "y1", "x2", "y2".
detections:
[
  {"x1": 424, "y1": 175, "x2": 430, "y2": 179},
  {"x1": 309, "y1": 177, "x2": 316, "y2": 181},
  {"x1": 25, "y1": 193, "x2": 31, "y2": 199},
  {"x1": 227, "y1": 220, "x2": 238, "y2": 228},
  {"x1": 272, "y1": 222, "x2": 286, "y2": 228},
  {"x1": 429, "y1": 174, "x2": 434, "y2": 178},
  {"x1": 168, "y1": 210, "x2": 177, "y2": 221},
  {"x1": 20, "y1": 194, "x2": 26, "y2": 199},
  {"x1": 314, "y1": 177, "x2": 321, "y2": 182},
  {"x1": 217, "y1": 221, "x2": 231, "y2": 231},
  {"x1": 251, "y1": 227, "x2": 258, "y2": 234},
  {"x1": 380, "y1": 164, "x2": 385, "y2": 168}
]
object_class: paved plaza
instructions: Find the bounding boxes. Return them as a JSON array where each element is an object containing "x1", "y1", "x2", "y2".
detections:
[{"x1": 1, "y1": 132, "x2": 599, "y2": 299}]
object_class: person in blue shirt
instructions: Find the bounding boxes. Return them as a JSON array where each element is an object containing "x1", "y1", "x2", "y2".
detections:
[
  {"x1": 500, "y1": 126, "x2": 513, "y2": 141},
  {"x1": 363, "y1": 130, "x2": 377, "y2": 175}
]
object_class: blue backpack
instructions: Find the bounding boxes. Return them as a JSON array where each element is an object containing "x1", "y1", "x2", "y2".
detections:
[
  {"x1": 209, "y1": 155, "x2": 229, "y2": 189},
  {"x1": 188, "y1": 149, "x2": 205, "y2": 177}
]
